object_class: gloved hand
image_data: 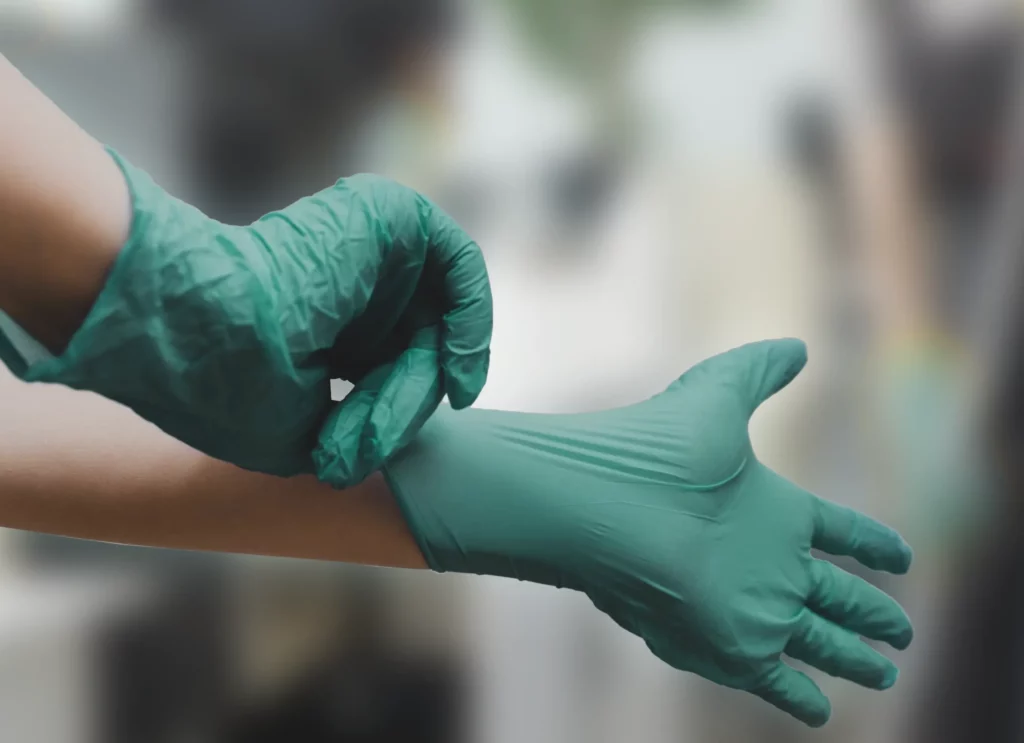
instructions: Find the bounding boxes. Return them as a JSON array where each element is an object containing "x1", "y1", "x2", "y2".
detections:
[
  {"x1": 384, "y1": 339, "x2": 913, "y2": 727},
  {"x1": 3, "y1": 148, "x2": 491, "y2": 486}
]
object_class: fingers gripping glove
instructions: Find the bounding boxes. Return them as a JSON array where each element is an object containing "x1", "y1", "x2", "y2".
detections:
[
  {"x1": 5, "y1": 148, "x2": 492, "y2": 486},
  {"x1": 383, "y1": 339, "x2": 914, "y2": 727}
]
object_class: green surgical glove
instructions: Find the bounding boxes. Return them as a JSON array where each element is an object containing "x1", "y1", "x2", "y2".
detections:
[
  {"x1": 4, "y1": 149, "x2": 492, "y2": 486},
  {"x1": 384, "y1": 339, "x2": 913, "y2": 727}
]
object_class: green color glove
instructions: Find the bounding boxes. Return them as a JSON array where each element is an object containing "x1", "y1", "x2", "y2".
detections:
[
  {"x1": 384, "y1": 339, "x2": 913, "y2": 727},
  {"x1": 4, "y1": 149, "x2": 492, "y2": 486}
]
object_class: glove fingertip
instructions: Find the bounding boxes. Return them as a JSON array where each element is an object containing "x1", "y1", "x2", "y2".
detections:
[
  {"x1": 314, "y1": 423, "x2": 362, "y2": 489},
  {"x1": 896, "y1": 540, "x2": 914, "y2": 574},
  {"x1": 879, "y1": 665, "x2": 900, "y2": 690},
  {"x1": 807, "y1": 710, "x2": 831, "y2": 729},
  {"x1": 313, "y1": 447, "x2": 354, "y2": 489},
  {"x1": 447, "y1": 379, "x2": 482, "y2": 409},
  {"x1": 797, "y1": 692, "x2": 832, "y2": 728},
  {"x1": 761, "y1": 337, "x2": 809, "y2": 397},
  {"x1": 784, "y1": 694, "x2": 831, "y2": 729},
  {"x1": 892, "y1": 624, "x2": 914, "y2": 651},
  {"x1": 443, "y1": 350, "x2": 489, "y2": 410},
  {"x1": 777, "y1": 336, "x2": 810, "y2": 362},
  {"x1": 876, "y1": 538, "x2": 914, "y2": 576},
  {"x1": 758, "y1": 664, "x2": 832, "y2": 728}
]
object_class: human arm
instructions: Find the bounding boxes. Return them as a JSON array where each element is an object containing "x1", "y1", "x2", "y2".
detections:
[
  {"x1": 0, "y1": 53, "x2": 492, "y2": 488},
  {"x1": 0, "y1": 54, "x2": 129, "y2": 353},
  {"x1": 0, "y1": 366, "x2": 425, "y2": 569},
  {"x1": 0, "y1": 340, "x2": 913, "y2": 725}
]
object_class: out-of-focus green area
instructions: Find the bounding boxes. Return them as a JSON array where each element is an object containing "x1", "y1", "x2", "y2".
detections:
[{"x1": 501, "y1": 0, "x2": 749, "y2": 76}]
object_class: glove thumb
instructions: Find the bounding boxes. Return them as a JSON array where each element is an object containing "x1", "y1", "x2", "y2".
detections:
[{"x1": 679, "y1": 338, "x2": 809, "y2": 416}]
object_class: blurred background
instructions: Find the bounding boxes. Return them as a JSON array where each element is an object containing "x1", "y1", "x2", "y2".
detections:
[{"x1": 1, "y1": 0, "x2": 1023, "y2": 740}]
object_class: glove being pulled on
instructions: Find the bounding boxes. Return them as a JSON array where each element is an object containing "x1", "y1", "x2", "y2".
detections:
[
  {"x1": 384, "y1": 339, "x2": 913, "y2": 727},
  {"x1": 3, "y1": 148, "x2": 491, "y2": 486}
]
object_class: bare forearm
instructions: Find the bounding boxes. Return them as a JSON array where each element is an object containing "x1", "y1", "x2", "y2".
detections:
[
  {"x1": 0, "y1": 54, "x2": 129, "y2": 352},
  {"x1": 0, "y1": 369, "x2": 427, "y2": 569}
]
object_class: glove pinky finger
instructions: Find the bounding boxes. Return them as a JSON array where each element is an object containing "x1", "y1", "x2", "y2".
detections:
[{"x1": 755, "y1": 663, "x2": 832, "y2": 728}]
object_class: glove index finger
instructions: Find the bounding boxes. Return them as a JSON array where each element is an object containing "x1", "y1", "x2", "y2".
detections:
[
  {"x1": 314, "y1": 327, "x2": 445, "y2": 488},
  {"x1": 423, "y1": 199, "x2": 492, "y2": 409},
  {"x1": 812, "y1": 498, "x2": 913, "y2": 575}
]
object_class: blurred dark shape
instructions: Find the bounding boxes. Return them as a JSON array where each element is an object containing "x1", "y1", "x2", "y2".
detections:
[
  {"x1": 26, "y1": 538, "x2": 233, "y2": 742},
  {"x1": 893, "y1": 6, "x2": 1024, "y2": 737},
  {"x1": 532, "y1": 146, "x2": 621, "y2": 265},
  {"x1": 871, "y1": 0, "x2": 1022, "y2": 211},
  {"x1": 150, "y1": 0, "x2": 459, "y2": 222},
  {"x1": 226, "y1": 576, "x2": 464, "y2": 743},
  {"x1": 910, "y1": 516, "x2": 1024, "y2": 743},
  {"x1": 929, "y1": 86, "x2": 1024, "y2": 740},
  {"x1": 99, "y1": 582, "x2": 231, "y2": 743},
  {"x1": 227, "y1": 656, "x2": 462, "y2": 743},
  {"x1": 871, "y1": 0, "x2": 1023, "y2": 329},
  {"x1": 437, "y1": 146, "x2": 620, "y2": 263},
  {"x1": 786, "y1": 94, "x2": 848, "y2": 254},
  {"x1": 786, "y1": 11, "x2": 1024, "y2": 738},
  {"x1": 545, "y1": 149, "x2": 617, "y2": 240},
  {"x1": 434, "y1": 173, "x2": 494, "y2": 239},
  {"x1": 27, "y1": 538, "x2": 465, "y2": 743},
  {"x1": 786, "y1": 93, "x2": 869, "y2": 348}
]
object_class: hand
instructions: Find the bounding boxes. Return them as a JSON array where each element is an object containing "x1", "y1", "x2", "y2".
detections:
[
  {"x1": 384, "y1": 339, "x2": 913, "y2": 726},
  {"x1": 18, "y1": 149, "x2": 492, "y2": 486}
]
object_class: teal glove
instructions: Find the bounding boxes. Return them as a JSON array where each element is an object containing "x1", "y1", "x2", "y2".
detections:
[
  {"x1": 4, "y1": 148, "x2": 491, "y2": 486},
  {"x1": 384, "y1": 339, "x2": 913, "y2": 727}
]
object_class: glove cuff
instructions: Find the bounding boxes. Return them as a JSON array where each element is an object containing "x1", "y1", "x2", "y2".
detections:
[
  {"x1": 381, "y1": 405, "x2": 586, "y2": 589},
  {"x1": 18, "y1": 149, "x2": 312, "y2": 475}
]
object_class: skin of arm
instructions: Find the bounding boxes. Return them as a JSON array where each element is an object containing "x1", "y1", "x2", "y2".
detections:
[
  {"x1": 0, "y1": 55, "x2": 494, "y2": 489},
  {"x1": 0, "y1": 366, "x2": 427, "y2": 569},
  {"x1": 0, "y1": 54, "x2": 130, "y2": 353}
]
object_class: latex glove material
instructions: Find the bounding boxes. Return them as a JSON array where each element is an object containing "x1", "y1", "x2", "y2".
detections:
[
  {"x1": 384, "y1": 339, "x2": 913, "y2": 727},
  {"x1": 8, "y1": 149, "x2": 491, "y2": 486}
]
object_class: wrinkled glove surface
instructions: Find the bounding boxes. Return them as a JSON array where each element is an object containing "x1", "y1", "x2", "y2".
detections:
[
  {"x1": 6, "y1": 148, "x2": 492, "y2": 486},
  {"x1": 384, "y1": 339, "x2": 913, "y2": 727}
]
